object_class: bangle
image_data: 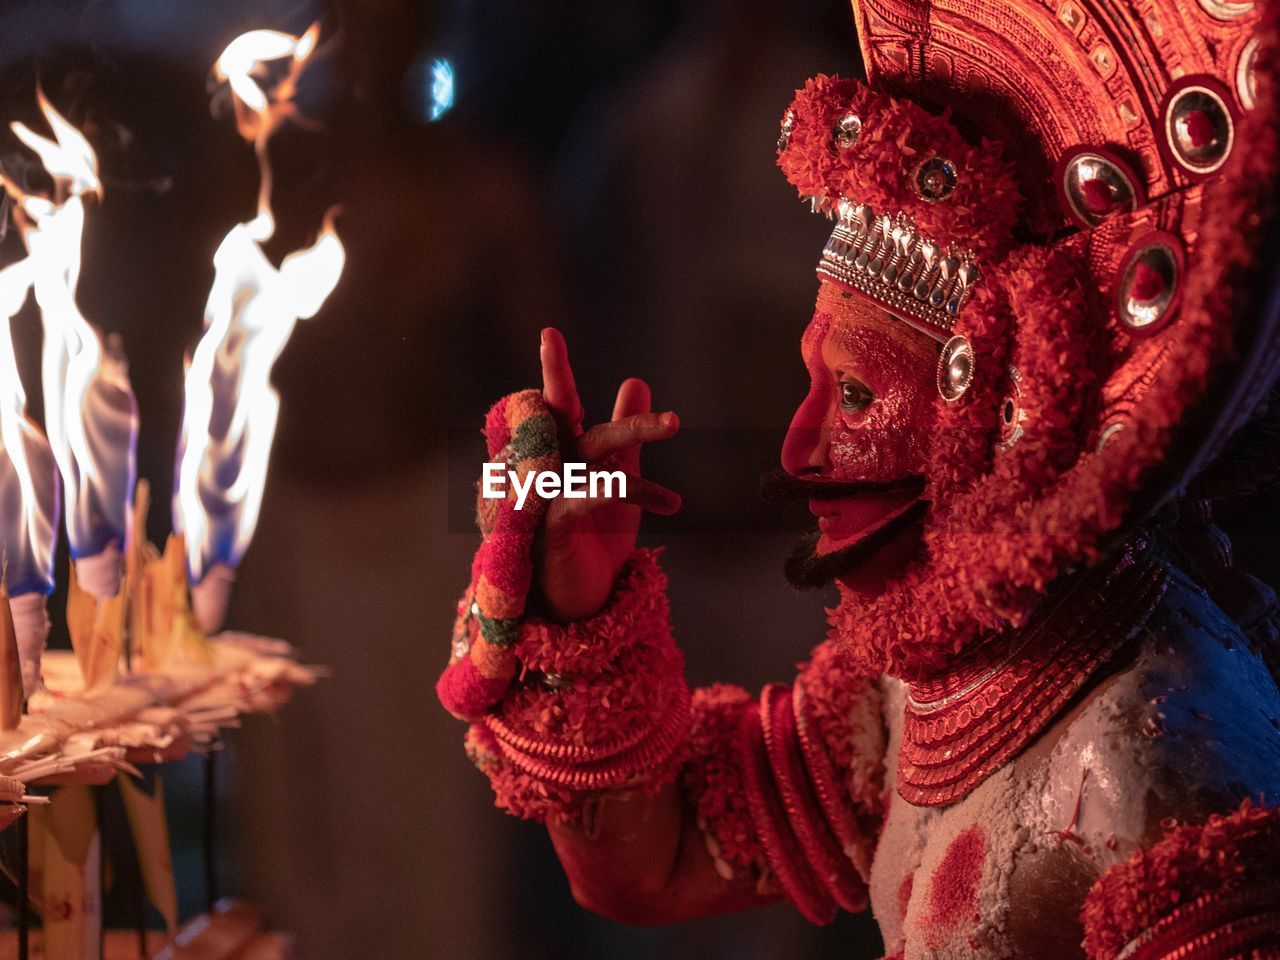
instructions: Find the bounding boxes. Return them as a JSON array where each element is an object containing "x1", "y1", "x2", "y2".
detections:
[
  {"x1": 485, "y1": 627, "x2": 688, "y2": 786},
  {"x1": 1109, "y1": 887, "x2": 1280, "y2": 960},
  {"x1": 682, "y1": 652, "x2": 887, "y2": 908},
  {"x1": 468, "y1": 675, "x2": 689, "y2": 823},
  {"x1": 739, "y1": 699, "x2": 837, "y2": 924},
  {"x1": 464, "y1": 721, "x2": 582, "y2": 822},
  {"x1": 793, "y1": 641, "x2": 886, "y2": 881},
  {"x1": 488, "y1": 682, "x2": 690, "y2": 791},
  {"x1": 760, "y1": 684, "x2": 868, "y2": 913}
]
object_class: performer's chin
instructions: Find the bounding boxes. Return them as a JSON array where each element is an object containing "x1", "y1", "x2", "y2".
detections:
[{"x1": 784, "y1": 497, "x2": 926, "y2": 590}]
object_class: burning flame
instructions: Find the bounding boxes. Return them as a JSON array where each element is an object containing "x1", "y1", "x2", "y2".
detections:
[
  {"x1": 213, "y1": 24, "x2": 320, "y2": 241},
  {"x1": 176, "y1": 26, "x2": 345, "y2": 585},
  {"x1": 5, "y1": 93, "x2": 138, "y2": 568},
  {"x1": 11, "y1": 91, "x2": 100, "y2": 198},
  {"x1": 0, "y1": 256, "x2": 59, "y2": 596},
  {"x1": 214, "y1": 27, "x2": 317, "y2": 119}
]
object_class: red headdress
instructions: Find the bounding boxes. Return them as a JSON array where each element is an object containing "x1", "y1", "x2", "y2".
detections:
[{"x1": 778, "y1": 0, "x2": 1280, "y2": 677}]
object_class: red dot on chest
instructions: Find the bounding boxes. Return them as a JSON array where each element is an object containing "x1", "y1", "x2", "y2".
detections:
[{"x1": 926, "y1": 825, "x2": 986, "y2": 931}]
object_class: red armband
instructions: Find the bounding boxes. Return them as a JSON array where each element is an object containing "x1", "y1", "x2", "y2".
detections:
[{"x1": 1082, "y1": 799, "x2": 1280, "y2": 960}]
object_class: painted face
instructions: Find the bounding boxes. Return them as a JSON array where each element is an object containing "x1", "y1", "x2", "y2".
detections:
[{"x1": 777, "y1": 281, "x2": 937, "y2": 588}]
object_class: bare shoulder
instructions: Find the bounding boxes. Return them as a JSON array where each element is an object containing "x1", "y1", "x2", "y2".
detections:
[
  {"x1": 1002, "y1": 569, "x2": 1280, "y2": 958},
  {"x1": 1032, "y1": 566, "x2": 1280, "y2": 851}
]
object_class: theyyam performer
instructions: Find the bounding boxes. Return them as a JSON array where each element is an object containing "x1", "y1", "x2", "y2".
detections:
[{"x1": 437, "y1": 0, "x2": 1280, "y2": 956}]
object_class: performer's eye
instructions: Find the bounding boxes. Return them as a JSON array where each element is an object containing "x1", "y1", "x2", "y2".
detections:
[{"x1": 840, "y1": 378, "x2": 873, "y2": 413}]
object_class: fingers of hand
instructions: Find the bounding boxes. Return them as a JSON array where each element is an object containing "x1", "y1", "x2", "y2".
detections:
[
  {"x1": 540, "y1": 327, "x2": 586, "y2": 439},
  {"x1": 578, "y1": 411, "x2": 679, "y2": 463},
  {"x1": 612, "y1": 378, "x2": 651, "y2": 420},
  {"x1": 627, "y1": 477, "x2": 682, "y2": 515},
  {"x1": 611, "y1": 378, "x2": 651, "y2": 472},
  {"x1": 552, "y1": 475, "x2": 682, "y2": 523}
]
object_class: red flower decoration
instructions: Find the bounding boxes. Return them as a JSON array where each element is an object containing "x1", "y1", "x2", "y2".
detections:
[{"x1": 777, "y1": 74, "x2": 1022, "y2": 262}]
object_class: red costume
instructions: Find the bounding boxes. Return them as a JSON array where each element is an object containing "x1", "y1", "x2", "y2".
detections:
[{"x1": 438, "y1": 0, "x2": 1280, "y2": 956}]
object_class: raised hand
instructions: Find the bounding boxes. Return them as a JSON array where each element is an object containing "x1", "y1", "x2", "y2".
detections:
[{"x1": 536, "y1": 327, "x2": 681, "y2": 621}]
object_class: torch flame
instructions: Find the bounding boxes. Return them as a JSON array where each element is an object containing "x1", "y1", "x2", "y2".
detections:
[
  {"x1": 5, "y1": 94, "x2": 137, "y2": 578},
  {"x1": 214, "y1": 27, "x2": 317, "y2": 117},
  {"x1": 0, "y1": 256, "x2": 59, "y2": 597},
  {"x1": 176, "y1": 27, "x2": 344, "y2": 586},
  {"x1": 213, "y1": 23, "x2": 322, "y2": 241},
  {"x1": 10, "y1": 90, "x2": 101, "y2": 200}
]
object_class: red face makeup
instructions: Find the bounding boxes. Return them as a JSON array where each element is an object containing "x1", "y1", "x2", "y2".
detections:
[{"x1": 781, "y1": 281, "x2": 938, "y2": 568}]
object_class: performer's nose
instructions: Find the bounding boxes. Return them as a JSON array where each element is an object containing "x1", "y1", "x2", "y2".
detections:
[{"x1": 781, "y1": 385, "x2": 831, "y2": 477}]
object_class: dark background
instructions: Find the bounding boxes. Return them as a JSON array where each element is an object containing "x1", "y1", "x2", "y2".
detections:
[{"x1": 0, "y1": 0, "x2": 883, "y2": 956}]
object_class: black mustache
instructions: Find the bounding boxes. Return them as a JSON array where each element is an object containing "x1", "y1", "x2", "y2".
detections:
[
  {"x1": 760, "y1": 469, "x2": 927, "y2": 503},
  {"x1": 783, "y1": 498, "x2": 928, "y2": 590}
]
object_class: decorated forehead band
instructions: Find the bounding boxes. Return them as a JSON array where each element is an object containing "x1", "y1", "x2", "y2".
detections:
[{"x1": 813, "y1": 196, "x2": 981, "y2": 343}]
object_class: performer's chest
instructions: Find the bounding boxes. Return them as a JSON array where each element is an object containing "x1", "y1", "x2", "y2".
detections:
[
  {"x1": 866, "y1": 682, "x2": 1105, "y2": 960},
  {"x1": 864, "y1": 583, "x2": 1280, "y2": 960}
]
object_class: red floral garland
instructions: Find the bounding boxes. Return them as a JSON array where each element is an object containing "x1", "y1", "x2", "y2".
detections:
[
  {"x1": 512, "y1": 549, "x2": 671, "y2": 679},
  {"x1": 777, "y1": 74, "x2": 1022, "y2": 262},
  {"x1": 1081, "y1": 799, "x2": 1280, "y2": 960},
  {"x1": 682, "y1": 685, "x2": 771, "y2": 883},
  {"x1": 437, "y1": 389, "x2": 560, "y2": 720}
]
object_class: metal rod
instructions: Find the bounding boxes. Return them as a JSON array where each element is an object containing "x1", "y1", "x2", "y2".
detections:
[
  {"x1": 17, "y1": 810, "x2": 28, "y2": 960},
  {"x1": 203, "y1": 751, "x2": 218, "y2": 912},
  {"x1": 96, "y1": 789, "x2": 105, "y2": 960},
  {"x1": 96, "y1": 788, "x2": 105, "y2": 960},
  {"x1": 114, "y1": 778, "x2": 149, "y2": 960},
  {"x1": 134, "y1": 844, "x2": 148, "y2": 960}
]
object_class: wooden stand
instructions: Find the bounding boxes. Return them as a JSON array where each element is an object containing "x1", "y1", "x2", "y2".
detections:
[{"x1": 0, "y1": 901, "x2": 294, "y2": 959}]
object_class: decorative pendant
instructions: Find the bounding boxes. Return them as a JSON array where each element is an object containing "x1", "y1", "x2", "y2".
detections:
[
  {"x1": 833, "y1": 113, "x2": 863, "y2": 151},
  {"x1": 913, "y1": 156, "x2": 959, "y2": 202},
  {"x1": 1115, "y1": 232, "x2": 1184, "y2": 334},
  {"x1": 997, "y1": 366, "x2": 1026, "y2": 450},
  {"x1": 1058, "y1": 148, "x2": 1142, "y2": 226},
  {"x1": 1163, "y1": 81, "x2": 1235, "y2": 175},
  {"x1": 938, "y1": 335, "x2": 975, "y2": 402}
]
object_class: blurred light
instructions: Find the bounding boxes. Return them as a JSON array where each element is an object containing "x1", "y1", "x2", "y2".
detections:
[{"x1": 430, "y1": 59, "x2": 454, "y2": 121}]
